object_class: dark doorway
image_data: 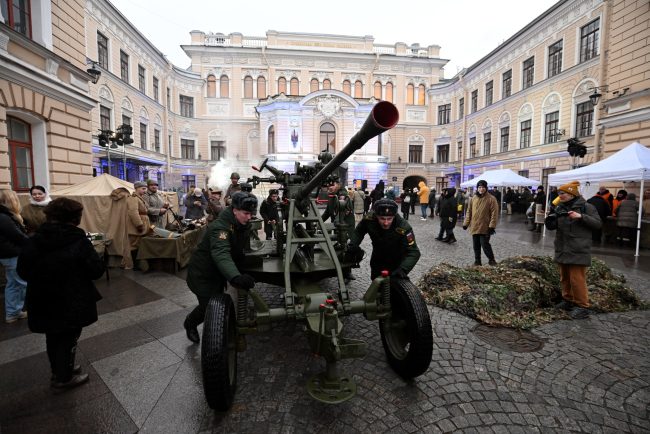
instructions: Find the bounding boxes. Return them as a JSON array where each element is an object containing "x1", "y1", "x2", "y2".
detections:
[{"x1": 403, "y1": 175, "x2": 426, "y2": 192}]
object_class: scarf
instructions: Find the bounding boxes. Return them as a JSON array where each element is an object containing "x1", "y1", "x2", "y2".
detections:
[{"x1": 29, "y1": 195, "x2": 52, "y2": 206}]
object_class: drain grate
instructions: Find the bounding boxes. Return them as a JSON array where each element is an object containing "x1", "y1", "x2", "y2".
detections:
[{"x1": 472, "y1": 324, "x2": 545, "y2": 352}]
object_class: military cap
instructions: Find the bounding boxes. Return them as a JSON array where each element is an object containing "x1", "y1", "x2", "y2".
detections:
[
  {"x1": 133, "y1": 181, "x2": 147, "y2": 189},
  {"x1": 373, "y1": 198, "x2": 398, "y2": 217},
  {"x1": 230, "y1": 172, "x2": 240, "y2": 179},
  {"x1": 146, "y1": 179, "x2": 158, "y2": 186}
]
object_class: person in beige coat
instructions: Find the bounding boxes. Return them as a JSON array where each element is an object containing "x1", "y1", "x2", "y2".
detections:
[
  {"x1": 126, "y1": 181, "x2": 151, "y2": 270},
  {"x1": 463, "y1": 179, "x2": 499, "y2": 266}
]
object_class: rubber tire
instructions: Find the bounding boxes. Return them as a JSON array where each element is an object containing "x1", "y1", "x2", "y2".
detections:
[
  {"x1": 201, "y1": 294, "x2": 237, "y2": 410},
  {"x1": 379, "y1": 278, "x2": 433, "y2": 378}
]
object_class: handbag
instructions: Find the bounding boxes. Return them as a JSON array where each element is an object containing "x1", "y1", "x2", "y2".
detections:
[
  {"x1": 403, "y1": 195, "x2": 411, "y2": 204},
  {"x1": 457, "y1": 204, "x2": 463, "y2": 212}
]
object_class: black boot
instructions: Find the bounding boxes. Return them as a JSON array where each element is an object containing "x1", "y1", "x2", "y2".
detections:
[
  {"x1": 131, "y1": 250, "x2": 141, "y2": 271},
  {"x1": 445, "y1": 235, "x2": 457, "y2": 244},
  {"x1": 184, "y1": 317, "x2": 200, "y2": 344}
]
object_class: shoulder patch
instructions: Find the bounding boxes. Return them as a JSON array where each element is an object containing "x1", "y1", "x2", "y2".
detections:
[
  {"x1": 406, "y1": 231, "x2": 415, "y2": 245},
  {"x1": 218, "y1": 231, "x2": 229, "y2": 240}
]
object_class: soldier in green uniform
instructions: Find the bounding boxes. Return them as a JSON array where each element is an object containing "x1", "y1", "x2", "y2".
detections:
[
  {"x1": 183, "y1": 191, "x2": 258, "y2": 343},
  {"x1": 347, "y1": 198, "x2": 421, "y2": 280},
  {"x1": 321, "y1": 179, "x2": 356, "y2": 281}
]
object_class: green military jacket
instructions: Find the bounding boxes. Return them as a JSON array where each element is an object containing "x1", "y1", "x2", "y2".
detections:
[
  {"x1": 186, "y1": 207, "x2": 248, "y2": 297},
  {"x1": 321, "y1": 187, "x2": 355, "y2": 228},
  {"x1": 349, "y1": 212, "x2": 420, "y2": 277}
]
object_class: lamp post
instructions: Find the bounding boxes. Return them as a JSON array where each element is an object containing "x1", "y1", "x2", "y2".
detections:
[{"x1": 566, "y1": 137, "x2": 587, "y2": 169}]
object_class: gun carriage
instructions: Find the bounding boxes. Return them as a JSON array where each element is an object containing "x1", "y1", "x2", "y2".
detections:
[{"x1": 201, "y1": 101, "x2": 433, "y2": 409}]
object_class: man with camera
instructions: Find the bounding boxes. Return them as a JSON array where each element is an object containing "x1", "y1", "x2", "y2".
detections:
[
  {"x1": 347, "y1": 199, "x2": 420, "y2": 280},
  {"x1": 183, "y1": 192, "x2": 258, "y2": 343}
]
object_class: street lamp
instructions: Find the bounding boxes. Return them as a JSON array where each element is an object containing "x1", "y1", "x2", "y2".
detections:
[
  {"x1": 566, "y1": 137, "x2": 587, "y2": 169},
  {"x1": 86, "y1": 59, "x2": 101, "y2": 84},
  {"x1": 589, "y1": 86, "x2": 607, "y2": 106},
  {"x1": 97, "y1": 124, "x2": 133, "y2": 179}
]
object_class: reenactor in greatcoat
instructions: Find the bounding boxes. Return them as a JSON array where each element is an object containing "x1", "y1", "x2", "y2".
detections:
[{"x1": 144, "y1": 179, "x2": 169, "y2": 228}]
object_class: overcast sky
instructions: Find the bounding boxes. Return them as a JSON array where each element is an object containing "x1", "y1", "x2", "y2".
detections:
[{"x1": 108, "y1": 0, "x2": 559, "y2": 78}]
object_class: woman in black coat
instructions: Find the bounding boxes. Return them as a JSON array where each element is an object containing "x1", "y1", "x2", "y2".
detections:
[
  {"x1": 18, "y1": 198, "x2": 104, "y2": 390},
  {"x1": 435, "y1": 188, "x2": 458, "y2": 243}
]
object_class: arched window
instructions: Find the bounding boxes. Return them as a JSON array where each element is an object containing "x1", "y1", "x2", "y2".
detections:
[
  {"x1": 220, "y1": 75, "x2": 229, "y2": 98},
  {"x1": 320, "y1": 122, "x2": 336, "y2": 153},
  {"x1": 374, "y1": 81, "x2": 382, "y2": 99},
  {"x1": 257, "y1": 76, "x2": 266, "y2": 99},
  {"x1": 323, "y1": 79, "x2": 331, "y2": 90},
  {"x1": 418, "y1": 84, "x2": 426, "y2": 105},
  {"x1": 342, "y1": 80, "x2": 351, "y2": 96},
  {"x1": 290, "y1": 78, "x2": 299, "y2": 95},
  {"x1": 406, "y1": 84, "x2": 414, "y2": 105},
  {"x1": 354, "y1": 80, "x2": 363, "y2": 98},
  {"x1": 244, "y1": 76, "x2": 253, "y2": 99},
  {"x1": 7, "y1": 116, "x2": 34, "y2": 191},
  {"x1": 278, "y1": 77, "x2": 287, "y2": 94},
  {"x1": 207, "y1": 75, "x2": 216, "y2": 98},
  {"x1": 310, "y1": 78, "x2": 319, "y2": 93},
  {"x1": 268, "y1": 125, "x2": 275, "y2": 154},
  {"x1": 385, "y1": 82, "x2": 393, "y2": 103}
]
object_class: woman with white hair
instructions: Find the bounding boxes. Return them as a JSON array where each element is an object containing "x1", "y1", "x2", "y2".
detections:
[
  {"x1": 184, "y1": 187, "x2": 207, "y2": 219},
  {"x1": 0, "y1": 189, "x2": 29, "y2": 323}
]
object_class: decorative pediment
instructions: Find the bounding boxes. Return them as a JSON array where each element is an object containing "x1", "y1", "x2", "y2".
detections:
[
  {"x1": 121, "y1": 98, "x2": 133, "y2": 113},
  {"x1": 542, "y1": 92, "x2": 562, "y2": 110},
  {"x1": 315, "y1": 95, "x2": 342, "y2": 119},
  {"x1": 482, "y1": 119, "x2": 492, "y2": 130},
  {"x1": 518, "y1": 103, "x2": 533, "y2": 120},
  {"x1": 499, "y1": 112, "x2": 511, "y2": 125},
  {"x1": 98, "y1": 86, "x2": 114, "y2": 103}
]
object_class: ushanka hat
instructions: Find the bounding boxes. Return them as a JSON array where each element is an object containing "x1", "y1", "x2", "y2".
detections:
[{"x1": 133, "y1": 181, "x2": 147, "y2": 189}]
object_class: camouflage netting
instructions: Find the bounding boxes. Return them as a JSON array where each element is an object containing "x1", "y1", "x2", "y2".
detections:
[{"x1": 416, "y1": 256, "x2": 648, "y2": 329}]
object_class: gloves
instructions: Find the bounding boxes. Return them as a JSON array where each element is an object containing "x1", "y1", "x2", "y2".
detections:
[
  {"x1": 230, "y1": 274, "x2": 256, "y2": 289},
  {"x1": 462, "y1": 225, "x2": 468, "y2": 230},
  {"x1": 488, "y1": 228, "x2": 496, "y2": 236},
  {"x1": 391, "y1": 268, "x2": 408, "y2": 280},
  {"x1": 346, "y1": 244, "x2": 365, "y2": 263}
]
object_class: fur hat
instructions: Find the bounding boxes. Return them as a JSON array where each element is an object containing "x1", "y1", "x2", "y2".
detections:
[
  {"x1": 193, "y1": 188, "x2": 203, "y2": 196},
  {"x1": 133, "y1": 181, "x2": 147, "y2": 189},
  {"x1": 476, "y1": 179, "x2": 488, "y2": 188},
  {"x1": 558, "y1": 181, "x2": 580, "y2": 197}
]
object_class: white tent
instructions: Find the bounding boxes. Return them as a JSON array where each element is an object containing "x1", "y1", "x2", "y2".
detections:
[
  {"x1": 547, "y1": 142, "x2": 650, "y2": 256},
  {"x1": 460, "y1": 169, "x2": 540, "y2": 188}
]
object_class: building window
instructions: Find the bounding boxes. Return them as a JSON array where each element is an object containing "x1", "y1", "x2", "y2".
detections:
[
  {"x1": 500, "y1": 126, "x2": 510, "y2": 152},
  {"x1": 520, "y1": 120, "x2": 531, "y2": 148},
  {"x1": 437, "y1": 145, "x2": 449, "y2": 163},
  {"x1": 457, "y1": 141, "x2": 463, "y2": 161},
  {"x1": 523, "y1": 57, "x2": 534, "y2": 89},
  {"x1": 542, "y1": 168, "x2": 556, "y2": 189},
  {"x1": 207, "y1": 75, "x2": 216, "y2": 98},
  {"x1": 576, "y1": 101, "x2": 594, "y2": 137},
  {"x1": 385, "y1": 82, "x2": 393, "y2": 103},
  {"x1": 179, "y1": 95, "x2": 193, "y2": 118},
  {"x1": 377, "y1": 134, "x2": 382, "y2": 156},
  {"x1": 469, "y1": 137, "x2": 477, "y2": 158},
  {"x1": 459, "y1": 98, "x2": 464, "y2": 119},
  {"x1": 438, "y1": 104, "x2": 451, "y2": 125},
  {"x1": 544, "y1": 111, "x2": 560, "y2": 143},
  {"x1": 342, "y1": 80, "x2": 351, "y2": 96},
  {"x1": 139, "y1": 123, "x2": 147, "y2": 149},
  {"x1": 278, "y1": 77, "x2": 287, "y2": 94},
  {"x1": 153, "y1": 77, "x2": 159, "y2": 102},
  {"x1": 502, "y1": 70, "x2": 512, "y2": 98},
  {"x1": 323, "y1": 79, "x2": 331, "y2": 90},
  {"x1": 2, "y1": 0, "x2": 31, "y2": 37},
  {"x1": 166, "y1": 88, "x2": 171, "y2": 108},
  {"x1": 220, "y1": 75, "x2": 229, "y2": 98},
  {"x1": 7, "y1": 116, "x2": 34, "y2": 191},
  {"x1": 471, "y1": 90, "x2": 478, "y2": 113},
  {"x1": 485, "y1": 81, "x2": 493, "y2": 106},
  {"x1": 310, "y1": 78, "x2": 319, "y2": 93},
  {"x1": 97, "y1": 31, "x2": 108, "y2": 70},
  {"x1": 122, "y1": 115, "x2": 131, "y2": 126},
  {"x1": 120, "y1": 50, "x2": 129, "y2": 83},
  {"x1": 406, "y1": 84, "x2": 414, "y2": 105},
  {"x1": 138, "y1": 65, "x2": 146, "y2": 93},
  {"x1": 580, "y1": 18, "x2": 600, "y2": 63},
  {"x1": 180, "y1": 139, "x2": 195, "y2": 159},
  {"x1": 548, "y1": 40, "x2": 563, "y2": 78},
  {"x1": 154, "y1": 129, "x2": 160, "y2": 152},
  {"x1": 408, "y1": 144, "x2": 422, "y2": 163},
  {"x1": 354, "y1": 80, "x2": 363, "y2": 98},
  {"x1": 518, "y1": 170, "x2": 529, "y2": 178},
  {"x1": 244, "y1": 76, "x2": 253, "y2": 98},
  {"x1": 257, "y1": 76, "x2": 267, "y2": 99},
  {"x1": 168, "y1": 134, "x2": 172, "y2": 156},
  {"x1": 418, "y1": 84, "x2": 426, "y2": 105},
  {"x1": 483, "y1": 132, "x2": 491, "y2": 156},
  {"x1": 182, "y1": 175, "x2": 195, "y2": 193},
  {"x1": 211, "y1": 141, "x2": 226, "y2": 161},
  {"x1": 374, "y1": 81, "x2": 382, "y2": 99},
  {"x1": 268, "y1": 126, "x2": 275, "y2": 154},
  {"x1": 100, "y1": 106, "x2": 111, "y2": 131},
  {"x1": 320, "y1": 122, "x2": 336, "y2": 153},
  {"x1": 290, "y1": 78, "x2": 299, "y2": 96}
]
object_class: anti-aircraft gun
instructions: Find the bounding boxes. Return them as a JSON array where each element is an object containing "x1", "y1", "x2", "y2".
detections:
[{"x1": 201, "y1": 101, "x2": 433, "y2": 410}]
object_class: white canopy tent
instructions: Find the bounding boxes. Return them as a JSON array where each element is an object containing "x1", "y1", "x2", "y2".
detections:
[
  {"x1": 460, "y1": 169, "x2": 541, "y2": 188},
  {"x1": 547, "y1": 142, "x2": 650, "y2": 256}
]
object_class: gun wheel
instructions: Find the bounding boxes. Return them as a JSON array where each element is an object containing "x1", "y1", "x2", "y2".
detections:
[
  {"x1": 202, "y1": 294, "x2": 237, "y2": 410},
  {"x1": 379, "y1": 278, "x2": 433, "y2": 378}
]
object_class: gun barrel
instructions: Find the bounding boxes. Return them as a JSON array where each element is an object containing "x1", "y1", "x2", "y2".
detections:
[{"x1": 296, "y1": 101, "x2": 399, "y2": 200}]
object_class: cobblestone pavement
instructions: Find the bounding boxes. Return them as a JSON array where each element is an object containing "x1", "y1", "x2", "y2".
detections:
[{"x1": 1, "y1": 214, "x2": 648, "y2": 433}]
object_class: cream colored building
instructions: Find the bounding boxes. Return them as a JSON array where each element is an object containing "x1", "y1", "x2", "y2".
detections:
[
  {"x1": 0, "y1": 0, "x2": 96, "y2": 192},
  {"x1": 2, "y1": 0, "x2": 647, "y2": 197}
]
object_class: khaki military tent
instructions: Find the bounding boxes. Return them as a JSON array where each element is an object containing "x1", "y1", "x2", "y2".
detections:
[{"x1": 21, "y1": 174, "x2": 179, "y2": 267}]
